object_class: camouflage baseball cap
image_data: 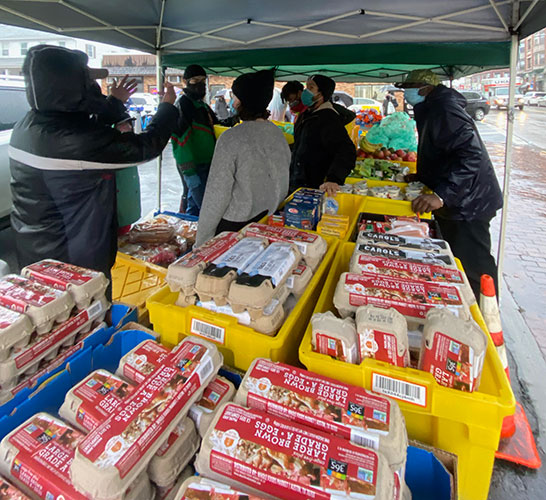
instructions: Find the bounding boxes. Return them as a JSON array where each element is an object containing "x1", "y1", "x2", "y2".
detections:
[{"x1": 395, "y1": 69, "x2": 441, "y2": 88}]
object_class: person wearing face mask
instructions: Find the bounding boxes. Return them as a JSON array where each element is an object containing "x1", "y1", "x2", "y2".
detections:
[
  {"x1": 196, "y1": 69, "x2": 290, "y2": 247},
  {"x1": 281, "y1": 81, "x2": 307, "y2": 121},
  {"x1": 9, "y1": 45, "x2": 178, "y2": 297},
  {"x1": 171, "y1": 65, "x2": 218, "y2": 216},
  {"x1": 395, "y1": 69, "x2": 503, "y2": 299},
  {"x1": 289, "y1": 75, "x2": 356, "y2": 196}
]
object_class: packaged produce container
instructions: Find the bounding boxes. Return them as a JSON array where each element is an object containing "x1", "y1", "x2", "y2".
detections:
[
  {"x1": 147, "y1": 234, "x2": 338, "y2": 370},
  {"x1": 298, "y1": 241, "x2": 515, "y2": 500}
]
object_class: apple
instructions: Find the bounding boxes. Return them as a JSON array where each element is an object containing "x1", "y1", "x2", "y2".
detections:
[
  {"x1": 375, "y1": 151, "x2": 385, "y2": 159},
  {"x1": 395, "y1": 149, "x2": 405, "y2": 157},
  {"x1": 407, "y1": 152, "x2": 417, "y2": 162},
  {"x1": 402, "y1": 153, "x2": 410, "y2": 161}
]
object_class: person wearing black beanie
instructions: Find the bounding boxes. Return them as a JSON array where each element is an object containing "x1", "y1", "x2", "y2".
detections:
[
  {"x1": 195, "y1": 69, "x2": 290, "y2": 246},
  {"x1": 171, "y1": 64, "x2": 218, "y2": 215},
  {"x1": 290, "y1": 74, "x2": 356, "y2": 196}
]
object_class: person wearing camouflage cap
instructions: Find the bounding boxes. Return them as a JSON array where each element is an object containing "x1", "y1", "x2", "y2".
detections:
[{"x1": 396, "y1": 69, "x2": 503, "y2": 300}]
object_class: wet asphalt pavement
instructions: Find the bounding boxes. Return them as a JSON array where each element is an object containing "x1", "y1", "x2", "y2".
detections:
[{"x1": 1, "y1": 108, "x2": 546, "y2": 499}]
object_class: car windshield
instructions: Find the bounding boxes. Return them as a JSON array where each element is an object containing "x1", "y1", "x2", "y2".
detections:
[
  {"x1": 495, "y1": 88, "x2": 509, "y2": 96},
  {"x1": 131, "y1": 97, "x2": 147, "y2": 105}
]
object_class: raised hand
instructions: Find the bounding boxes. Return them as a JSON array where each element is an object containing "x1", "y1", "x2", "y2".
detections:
[{"x1": 110, "y1": 75, "x2": 138, "y2": 103}]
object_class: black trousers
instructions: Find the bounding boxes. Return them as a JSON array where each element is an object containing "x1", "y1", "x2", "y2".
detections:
[{"x1": 436, "y1": 216, "x2": 498, "y2": 301}]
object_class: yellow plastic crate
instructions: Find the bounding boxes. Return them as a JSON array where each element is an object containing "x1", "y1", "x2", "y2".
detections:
[
  {"x1": 298, "y1": 242, "x2": 515, "y2": 500},
  {"x1": 262, "y1": 189, "x2": 365, "y2": 242},
  {"x1": 111, "y1": 252, "x2": 166, "y2": 322},
  {"x1": 357, "y1": 185, "x2": 432, "y2": 220},
  {"x1": 147, "y1": 235, "x2": 339, "y2": 370}
]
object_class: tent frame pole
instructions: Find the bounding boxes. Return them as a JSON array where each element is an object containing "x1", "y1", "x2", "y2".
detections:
[
  {"x1": 497, "y1": 3, "x2": 519, "y2": 300},
  {"x1": 156, "y1": 49, "x2": 164, "y2": 213}
]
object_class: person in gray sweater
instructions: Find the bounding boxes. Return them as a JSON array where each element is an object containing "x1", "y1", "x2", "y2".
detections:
[{"x1": 196, "y1": 70, "x2": 290, "y2": 246}]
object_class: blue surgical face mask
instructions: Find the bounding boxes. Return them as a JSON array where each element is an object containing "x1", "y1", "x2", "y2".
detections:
[
  {"x1": 404, "y1": 88, "x2": 426, "y2": 106},
  {"x1": 230, "y1": 101, "x2": 237, "y2": 115},
  {"x1": 301, "y1": 88, "x2": 316, "y2": 107}
]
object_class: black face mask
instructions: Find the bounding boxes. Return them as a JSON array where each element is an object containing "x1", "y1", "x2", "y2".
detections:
[{"x1": 184, "y1": 82, "x2": 206, "y2": 100}]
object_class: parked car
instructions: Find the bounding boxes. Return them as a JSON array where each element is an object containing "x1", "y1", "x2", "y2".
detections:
[
  {"x1": 127, "y1": 92, "x2": 158, "y2": 114},
  {"x1": 460, "y1": 91, "x2": 491, "y2": 121},
  {"x1": 523, "y1": 91, "x2": 546, "y2": 106},
  {"x1": 537, "y1": 95, "x2": 546, "y2": 107},
  {"x1": 0, "y1": 76, "x2": 29, "y2": 229},
  {"x1": 349, "y1": 98, "x2": 382, "y2": 113}
]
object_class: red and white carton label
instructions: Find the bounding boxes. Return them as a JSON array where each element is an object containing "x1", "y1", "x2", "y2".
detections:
[
  {"x1": 189, "y1": 376, "x2": 232, "y2": 428},
  {"x1": 244, "y1": 223, "x2": 319, "y2": 255},
  {"x1": 7, "y1": 414, "x2": 87, "y2": 499},
  {"x1": 209, "y1": 404, "x2": 381, "y2": 499},
  {"x1": 172, "y1": 232, "x2": 240, "y2": 269},
  {"x1": 244, "y1": 360, "x2": 390, "y2": 450},
  {"x1": 0, "y1": 276, "x2": 62, "y2": 313},
  {"x1": 79, "y1": 340, "x2": 214, "y2": 478},
  {"x1": 0, "y1": 306, "x2": 25, "y2": 330},
  {"x1": 72, "y1": 370, "x2": 135, "y2": 432},
  {"x1": 344, "y1": 273, "x2": 463, "y2": 320},
  {"x1": 353, "y1": 255, "x2": 464, "y2": 286},
  {"x1": 358, "y1": 329, "x2": 407, "y2": 367},
  {"x1": 23, "y1": 260, "x2": 98, "y2": 290},
  {"x1": 0, "y1": 476, "x2": 30, "y2": 499},
  {"x1": 182, "y1": 479, "x2": 267, "y2": 499},
  {"x1": 155, "y1": 420, "x2": 187, "y2": 457},
  {"x1": 421, "y1": 332, "x2": 484, "y2": 392},
  {"x1": 120, "y1": 340, "x2": 170, "y2": 384},
  {"x1": 12, "y1": 300, "x2": 103, "y2": 370},
  {"x1": 355, "y1": 244, "x2": 455, "y2": 268}
]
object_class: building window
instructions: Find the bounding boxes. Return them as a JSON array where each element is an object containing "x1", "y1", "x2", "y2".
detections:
[
  {"x1": 20, "y1": 43, "x2": 28, "y2": 56},
  {"x1": 1, "y1": 43, "x2": 8, "y2": 56},
  {"x1": 85, "y1": 44, "x2": 96, "y2": 59},
  {"x1": 59, "y1": 41, "x2": 66, "y2": 48}
]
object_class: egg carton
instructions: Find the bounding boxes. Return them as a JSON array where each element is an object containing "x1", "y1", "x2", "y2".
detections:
[
  {"x1": 0, "y1": 298, "x2": 108, "y2": 391},
  {"x1": 0, "y1": 305, "x2": 34, "y2": 363},
  {"x1": 22, "y1": 259, "x2": 109, "y2": 310},
  {"x1": 0, "y1": 274, "x2": 75, "y2": 334}
]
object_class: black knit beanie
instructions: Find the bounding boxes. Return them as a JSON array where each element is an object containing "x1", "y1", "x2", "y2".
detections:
[
  {"x1": 231, "y1": 69, "x2": 275, "y2": 113},
  {"x1": 183, "y1": 64, "x2": 206, "y2": 80},
  {"x1": 311, "y1": 74, "x2": 336, "y2": 101}
]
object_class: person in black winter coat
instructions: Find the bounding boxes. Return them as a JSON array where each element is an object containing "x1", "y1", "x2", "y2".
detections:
[
  {"x1": 9, "y1": 45, "x2": 179, "y2": 296},
  {"x1": 396, "y1": 69, "x2": 503, "y2": 299},
  {"x1": 290, "y1": 75, "x2": 356, "y2": 196}
]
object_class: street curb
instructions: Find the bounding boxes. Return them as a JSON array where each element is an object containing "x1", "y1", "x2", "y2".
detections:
[{"x1": 501, "y1": 279, "x2": 546, "y2": 452}]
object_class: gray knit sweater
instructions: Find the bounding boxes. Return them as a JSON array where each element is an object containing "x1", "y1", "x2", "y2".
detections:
[{"x1": 196, "y1": 120, "x2": 291, "y2": 246}]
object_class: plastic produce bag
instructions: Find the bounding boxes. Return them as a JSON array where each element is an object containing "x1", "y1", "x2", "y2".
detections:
[{"x1": 366, "y1": 112, "x2": 418, "y2": 151}]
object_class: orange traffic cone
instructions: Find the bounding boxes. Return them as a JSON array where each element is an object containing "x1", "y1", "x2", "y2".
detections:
[
  {"x1": 480, "y1": 275, "x2": 541, "y2": 468},
  {"x1": 480, "y1": 275, "x2": 514, "y2": 438}
]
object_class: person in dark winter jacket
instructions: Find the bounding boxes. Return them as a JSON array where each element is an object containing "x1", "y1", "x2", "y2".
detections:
[
  {"x1": 171, "y1": 65, "x2": 217, "y2": 216},
  {"x1": 290, "y1": 75, "x2": 356, "y2": 196},
  {"x1": 9, "y1": 45, "x2": 178, "y2": 296},
  {"x1": 396, "y1": 69, "x2": 503, "y2": 299}
]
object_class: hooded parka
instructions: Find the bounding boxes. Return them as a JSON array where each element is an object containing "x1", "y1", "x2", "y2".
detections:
[{"x1": 9, "y1": 45, "x2": 178, "y2": 289}]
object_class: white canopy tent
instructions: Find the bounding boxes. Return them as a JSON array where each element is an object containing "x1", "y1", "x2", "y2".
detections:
[{"x1": 0, "y1": 0, "x2": 545, "y2": 286}]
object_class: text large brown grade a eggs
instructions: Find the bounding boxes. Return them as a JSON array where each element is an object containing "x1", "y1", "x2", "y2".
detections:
[
  {"x1": 0, "y1": 275, "x2": 75, "y2": 335},
  {"x1": 234, "y1": 358, "x2": 408, "y2": 495},
  {"x1": 195, "y1": 403, "x2": 395, "y2": 500},
  {"x1": 115, "y1": 340, "x2": 235, "y2": 437},
  {"x1": 21, "y1": 260, "x2": 109, "y2": 310},
  {"x1": 0, "y1": 413, "x2": 154, "y2": 500},
  {"x1": 69, "y1": 336, "x2": 222, "y2": 500},
  {"x1": 172, "y1": 476, "x2": 268, "y2": 499}
]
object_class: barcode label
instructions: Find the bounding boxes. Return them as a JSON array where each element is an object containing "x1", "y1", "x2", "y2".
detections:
[
  {"x1": 351, "y1": 429, "x2": 380, "y2": 450},
  {"x1": 196, "y1": 355, "x2": 215, "y2": 385},
  {"x1": 372, "y1": 373, "x2": 427, "y2": 407},
  {"x1": 87, "y1": 300, "x2": 104, "y2": 321},
  {"x1": 191, "y1": 318, "x2": 225, "y2": 344},
  {"x1": 294, "y1": 242, "x2": 307, "y2": 255},
  {"x1": 286, "y1": 277, "x2": 295, "y2": 289}
]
